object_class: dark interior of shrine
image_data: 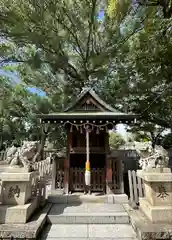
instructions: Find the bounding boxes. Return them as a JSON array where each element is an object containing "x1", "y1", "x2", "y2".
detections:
[
  {"x1": 70, "y1": 154, "x2": 105, "y2": 168},
  {"x1": 72, "y1": 131, "x2": 105, "y2": 147}
]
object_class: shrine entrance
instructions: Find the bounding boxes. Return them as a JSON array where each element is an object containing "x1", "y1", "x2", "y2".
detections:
[
  {"x1": 69, "y1": 127, "x2": 106, "y2": 193},
  {"x1": 70, "y1": 154, "x2": 106, "y2": 192},
  {"x1": 38, "y1": 88, "x2": 138, "y2": 195}
]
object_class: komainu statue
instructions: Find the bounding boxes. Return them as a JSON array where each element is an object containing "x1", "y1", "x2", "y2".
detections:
[
  {"x1": 134, "y1": 141, "x2": 169, "y2": 170},
  {"x1": 6, "y1": 141, "x2": 38, "y2": 172}
]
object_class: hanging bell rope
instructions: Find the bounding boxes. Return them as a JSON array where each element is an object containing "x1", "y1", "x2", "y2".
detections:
[
  {"x1": 65, "y1": 121, "x2": 114, "y2": 133},
  {"x1": 80, "y1": 126, "x2": 83, "y2": 134},
  {"x1": 70, "y1": 125, "x2": 73, "y2": 132},
  {"x1": 96, "y1": 127, "x2": 100, "y2": 134}
]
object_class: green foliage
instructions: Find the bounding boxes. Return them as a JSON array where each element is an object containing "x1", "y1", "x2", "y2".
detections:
[
  {"x1": 102, "y1": 1, "x2": 172, "y2": 135},
  {"x1": 0, "y1": 75, "x2": 56, "y2": 149},
  {"x1": 109, "y1": 132, "x2": 125, "y2": 150},
  {"x1": 0, "y1": 0, "x2": 149, "y2": 103},
  {"x1": 0, "y1": 0, "x2": 172, "y2": 150},
  {"x1": 128, "y1": 122, "x2": 165, "y2": 147},
  {"x1": 107, "y1": 0, "x2": 172, "y2": 19}
]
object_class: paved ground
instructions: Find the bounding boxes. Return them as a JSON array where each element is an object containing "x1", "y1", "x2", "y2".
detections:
[
  {"x1": 40, "y1": 203, "x2": 138, "y2": 240},
  {"x1": 40, "y1": 223, "x2": 138, "y2": 240},
  {"x1": 49, "y1": 203, "x2": 126, "y2": 214},
  {"x1": 0, "y1": 165, "x2": 8, "y2": 173},
  {"x1": 47, "y1": 203, "x2": 129, "y2": 224}
]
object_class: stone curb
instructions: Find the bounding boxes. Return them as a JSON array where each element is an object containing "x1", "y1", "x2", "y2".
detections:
[{"x1": 0, "y1": 203, "x2": 52, "y2": 239}]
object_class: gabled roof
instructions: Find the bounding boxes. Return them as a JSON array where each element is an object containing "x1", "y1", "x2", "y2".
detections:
[
  {"x1": 37, "y1": 88, "x2": 139, "y2": 122},
  {"x1": 64, "y1": 88, "x2": 121, "y2": 113}
]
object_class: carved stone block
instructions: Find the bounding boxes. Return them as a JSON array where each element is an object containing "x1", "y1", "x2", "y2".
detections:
[
  {"x1": 0, "y1": 171, "x2": 37, "y2": 205},
  {"x1": 137, "y1": 169, "x2": 172, "y2": 223}
]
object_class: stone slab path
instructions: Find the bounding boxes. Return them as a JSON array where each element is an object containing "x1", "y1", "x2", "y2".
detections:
[
  {"x1": 47, "y1": 203, "x2": 129, "y2": 224},
  {"x1": 39, "y1": 203, "x2": 138, "y2": 240},
  {"x1": 40, "y1": 223, "x2": 138, "y2": 240}
]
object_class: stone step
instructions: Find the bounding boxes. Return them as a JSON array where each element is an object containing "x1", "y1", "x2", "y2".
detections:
[
  {"x1": 42, "y1": 238, "x2": 137, "y2": 240},
  {"x1": 40, "y1": 224, "x2": 138, "y2": 240},
  {"x1": 48, "y1": 193, "x2": 128, "y2": 204},
  {"x1": 47, "y1": 203, "x2": 130, "y2": 224}
]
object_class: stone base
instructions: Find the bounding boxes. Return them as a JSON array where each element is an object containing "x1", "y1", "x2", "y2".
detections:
[
  {"x1": 0, "y1": 203, "x2": 52, "y2": 239},
  {"x1": 113, "y1": 194, "x2": 128, "y2": 204},
  {"x1": 138, "y1": 168, "x2": 171, "y2": 173},
  {"x1": 137, "y1": 168, "x2": 172, "y2": 182},
  {"x1": 140, "y1": 198, "x2": 172, "y2": 223},
  {"x1": 124, "y1": 203, "x2": 172, "y2": 240},
  {"x1": 0, "y1": 171, "x2": 37, "y2": 205},
  {"x1": 0, "y1": 197, "x2": 38, "y2": 224},
  {"x1": 4, "y1": 166, "x2": 31, "y2": 173}
]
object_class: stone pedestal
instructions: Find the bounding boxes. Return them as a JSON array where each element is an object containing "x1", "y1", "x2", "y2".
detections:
[
  {"x1": 137, "y1": 168, "x2": 172, "y2": 223},
  {"x1": 0, "y1": 168, "x2": 38, "y2": 224}
]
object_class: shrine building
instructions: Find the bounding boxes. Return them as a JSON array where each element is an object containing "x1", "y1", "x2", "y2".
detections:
[{"x1": 38, "y1": 88, "x2": 138, "y2": 195}]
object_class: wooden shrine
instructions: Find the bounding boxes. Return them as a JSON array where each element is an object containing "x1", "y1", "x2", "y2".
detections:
[{"x1": 39, "y1": 88, "x2": 138, "y2": 194}]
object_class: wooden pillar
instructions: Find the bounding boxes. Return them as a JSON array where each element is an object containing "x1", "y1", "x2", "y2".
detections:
[
  {"x1": 119, "y1": 159, "x2": 124, "y2": 194},
  {"x1": 106, "y1": 157, "x2": 113, "y2": 194},
  {"x1": 64, "y1": 130, "x2": 72, "y2": 194},
  {"x1": 105, "y1": 133, "x2": 113, "y2": 194},
  {"x1": 51, "y1": 157, "x2": 57, "y2": 191}
]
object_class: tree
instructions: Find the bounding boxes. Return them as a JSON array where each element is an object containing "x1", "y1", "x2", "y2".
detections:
[
  {"x1": 0, "y1": 0, "x2": 151, "y2": 104},
  {"x1": 0, "y1": 0, "x2": 172, "y2": 147},
  {"x1": 0, "y1": 76, "x2": 27, "y2": 149},
  {"x1": 107, "y1": 0, "x2": 172, "y2": 19},
  {"x1": 127, "y1": 122, "x2": 165, "y2": 147},
  {"x1": 137, "y1": 0, "x2": 172, "y2": 18},
  {"x1": 0, "y1": 74, "x2": 56, "y2": 150},
  {"x1": 109, "y1": 132, "x2": 125, "y2": 150},
  {"x1": 161, "y1": 133, "x2": 172, "y2": 149},
  {"x1": 105, "y1": 0, "x2": 172, "y2": 134}
]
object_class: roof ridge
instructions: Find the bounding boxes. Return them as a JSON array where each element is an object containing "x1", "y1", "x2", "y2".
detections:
[{"x1": 64, "y1": 88, "x2": 125, "y2": 114}]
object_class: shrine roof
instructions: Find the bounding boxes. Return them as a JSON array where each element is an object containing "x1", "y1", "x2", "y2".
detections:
[
  {"x1": 38, "y1": 111, "x2": 138, "y2": 121},
  {"x1": 64, "y1": 88, "x2": 119, "y2": 113},
  {"x1": 38, "y1": 88, "x2": 139, "y2": 121}
]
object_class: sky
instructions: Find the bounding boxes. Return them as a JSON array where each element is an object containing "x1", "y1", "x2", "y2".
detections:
[
  {"x1": 116, "y1": 124, "x2": 128, "y2": 141},
  {"x1": 98, "y1": 10, "x2": 104, "y2": 20},
  {"x1": 0, "y1": 69, "x2": 46, "y2": 96}
]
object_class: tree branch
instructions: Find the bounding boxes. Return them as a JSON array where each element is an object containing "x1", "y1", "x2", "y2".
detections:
[
  {"x1": 59, "y1": 5, "x2": 86, "y2": 61},
  {"x1": 137, "y1": 0, "x2": 160, "y2": 6},
  {"x1": 0, "y1": 58, "x2": 25, "y2": 65},
  {"x1": 137, "y1": 0, "x2": 172, "y2": 18},
  {"x1": 85, "y1": 0, "x2": 97, "y2": 78}
]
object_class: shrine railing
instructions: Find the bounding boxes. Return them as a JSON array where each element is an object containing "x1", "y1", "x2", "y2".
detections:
[
  {"x1": 128, "y1": 170, "x2": 145, "y2": 205},
  {"x1": 31, "y1": 157, "x2": 52, "y2": 201},
  {"x1": 32, "y1": 157, "x2": 52, "y2": 179},
  {"x1": 43, "y1": 148, "x2": 59, "y2": 160},
  {"x1": 0, "y1": 150, "x2": 6, "y2": 161},
  {"x1": 70, "y1": 167, "x2": 105, "y2": 192},
  {"x1": 112, "y1": 159, "x2": 120, "y2": 191}
]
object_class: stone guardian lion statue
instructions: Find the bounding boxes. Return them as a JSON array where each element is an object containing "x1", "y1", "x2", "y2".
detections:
[
  {"x1": 134, "y1": 141, "x2": 169, "y2": 170},
  {"x1": 6, "y1": 141, "x2": 38, "y2": 172}
]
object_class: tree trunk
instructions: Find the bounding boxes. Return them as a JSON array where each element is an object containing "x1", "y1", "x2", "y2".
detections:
[
  {"x1": 32, "y1": 132, "x2": 47, "y2": 162},
  {"x1": 151, "y1": 140, "x2": 156, "y2": 149},
  {"x1": 0, "y1": 135, "x2": 3, "y2": 151}
]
